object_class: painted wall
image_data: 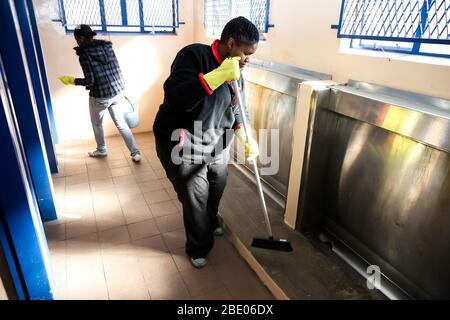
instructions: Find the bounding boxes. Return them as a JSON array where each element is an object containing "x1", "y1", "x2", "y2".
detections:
[
  {"x1": 193, "y1": 0, "x2": 450, "y2": 100},
  {"x1": 33, "y1": 0, "x2": 450, "y2": 144},
  {"x1": 33, "y1": 0, "x2": 195, "y2": 143}
]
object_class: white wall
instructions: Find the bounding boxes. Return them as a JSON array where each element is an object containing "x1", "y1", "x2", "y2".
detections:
[
  {"x1": 33, "y1": 0, "x2": 195, "y2": 143},
  {"x1": 193, "y1": 0, "x2": 450, "y2": 100},
  {"x1": 34, "y1": 0, "x2": 450, "y2": 144}
]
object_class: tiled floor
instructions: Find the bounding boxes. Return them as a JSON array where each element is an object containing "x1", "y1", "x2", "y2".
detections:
[{"x1": 45, "y1": 132, "x2": 274, "y2": 300}]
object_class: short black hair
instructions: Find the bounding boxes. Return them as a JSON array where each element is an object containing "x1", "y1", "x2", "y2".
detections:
[{"x1": 220, "y1": 16, "x2": 259, "y2": 44}]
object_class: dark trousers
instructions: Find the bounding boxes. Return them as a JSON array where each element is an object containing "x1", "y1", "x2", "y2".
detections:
[{"x1": 155, "y1": 140, "x2": 228, "y2": 259}]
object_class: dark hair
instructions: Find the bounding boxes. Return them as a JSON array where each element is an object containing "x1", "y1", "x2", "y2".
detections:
[
  {"x1": 220, "y1": 16, "x2": 259, "y2": 44},
  {"x1": 74, "y1": 24, "x2": 97, "y2": 38}
]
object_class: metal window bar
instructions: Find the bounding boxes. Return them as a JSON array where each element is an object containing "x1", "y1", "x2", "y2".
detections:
[
  {"x1": 58, "y1": 0, "x2": 179, "y2": 34},
  {"x1": 204, "y1": 0, "x2": 273, "y2": 36},
  {"x1": 351, "y1": 37, "x2": 450, "y2": 57},
  {"x1": 337, "y1": 0, "x2": 450, "y2": 45}
]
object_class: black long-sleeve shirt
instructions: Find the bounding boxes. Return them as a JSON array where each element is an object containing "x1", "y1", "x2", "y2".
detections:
[{"x1": 153, "y1": 40, "x2": 248, "y2": 164}]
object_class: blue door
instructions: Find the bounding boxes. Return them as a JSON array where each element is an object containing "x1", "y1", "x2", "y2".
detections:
[
  {"x1": 0, "y1": 56, "x2": 54, "y2": 300},
  {"x1": 0, "y1": 0, "x2": 58, "y2": 223},
  {"x1": 0, "y1": 0, "x2": 56, "y2": 299}
]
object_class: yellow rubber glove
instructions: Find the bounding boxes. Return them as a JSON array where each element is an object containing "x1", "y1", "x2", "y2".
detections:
[
  {"x1": 58, "y1": 76, "x2": 75, "y2": 85},
  {"x1": 235, "y1": 127, "x2": 259, "y2": 160},
  {"x1": 203, "y1": 57, "x2": 240, "y2": 91}
]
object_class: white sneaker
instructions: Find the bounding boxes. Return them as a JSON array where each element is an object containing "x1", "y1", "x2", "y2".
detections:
[
  {"x1": 132, "y1": 153, "x2": 141, "y2": 162},
  {"x1": 190, "y1": 257, "x2": 207, "y2": 268},
  {"x1": 88, "y1": 149, "x2": 107, "y2": 157},
  {"x1": 214, "y1": 227, "x2": 224, "y2": 236}
]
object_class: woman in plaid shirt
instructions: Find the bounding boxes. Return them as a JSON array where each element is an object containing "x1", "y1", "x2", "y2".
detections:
[{"x1": 59, "y1": 24, "x2": 141, "y2": 162}]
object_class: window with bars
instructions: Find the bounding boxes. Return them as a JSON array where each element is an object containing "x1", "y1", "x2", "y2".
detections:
[
  {"x1": 57, "y1": 0, "x2": 180, "y2": 34},
  {"x1": 204, "y1": 0, "x2": 273, "y2": 38},
  {"x1": 337, "y1": 0, "x2": 450, "y2": 58}
]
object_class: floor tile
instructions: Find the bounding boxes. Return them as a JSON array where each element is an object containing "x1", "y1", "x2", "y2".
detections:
[
  {"x1": 135, "y1": 171, "x2": 158, "y2": 183},
  {"x1": 150, "y1": 200, "x2": 179, "y2": 218},
  {"x1": 143, "y1": 189, "x2": 171, "y2": 205},
  {"x1": 113, "y1": 174, "x2": 136, "y2": 186},
  {"x1": 180, "y1": 267, "x2": 224, "y2": 298},
  {"x1": 99, "y1": 225, "x2": 131, "y2": 248},
  {"x1": 155, "y1": 214, "x2": 184, "y2": 234},
  {"x1": 146, "y1": 273, "x2": 191, "y2": 300},
  {"x1": 89, "y1": 178, "x2": 114, "y2": 191},
  {"x1": 49, "y1": 133, "x2": 271, "y2": 300},
  {"x1": 66, "y1": 233, "x2": 101, "y2": 256},
  {"x1": 111, "y1": 167, "x2": 133, "y2": 178},
  {"x1": 165, "y1": 187, "x2": 178, "y2": 200},
  {"x1": 65, "y1": 182, "x2": 90, "y2": 195},
  {"x1": 213, "y1": 254, "x2": 274, "y2": 300},
  {"x1": 138, "y1": 180, "x2": 164, "y2": 193},
  {"x1": 162, "y1": 228, "x2": 186, "y2": 251},
  {"x1": 132, "y1": 235, "x2": 169, "y2": 257},
  {"x1": 44, "y1": 223, "x2": 66, "y2": 241},
  {"x1": 65, "y1": 173, "x2": 89, "y2": 186},
  {"x1": 95, "y1": 211, "x2": 126, "y2": 232},
  {"x1": 66, "y1": 219, "x2": 97, "y2": 239},
  {"x1": 127, "y1": 219, "x2": 160, "y2": 241},
  {"x1": 118, "y1": 193, "x2": 148, "y2": 209},
  {"x1": 122, "y1": 204, "x2": 153, "y2": 224},
  {"x1": 88, "y1": 169, "x2": 112, "y2": 181},
  {"x1": 138, "y1": 254, "x2": 179, "y2": 284},
  {"x1": 194, "y1": 287, "x2": 233, "y2": 300},
  {"x1": 170, "y1": 247, "x2": 194, "y2": 272}
]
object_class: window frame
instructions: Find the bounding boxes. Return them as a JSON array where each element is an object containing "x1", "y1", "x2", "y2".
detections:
[
  {"x1": 57, "y1": 0, "x2": 181, "y2": 35},
  {"x1": 350, "y1": 38, "x2": 450, "y2": 59},
  {"x1": 337, "y1": 0, "x2": 450, "y2": 59},
  {"x1": 204, "y1": 0, "x2": 274, "y2": 38}
]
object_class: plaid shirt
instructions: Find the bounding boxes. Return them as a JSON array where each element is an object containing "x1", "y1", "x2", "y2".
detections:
[{"x1": 74, "y1": 40, "x2": 125, "y2": 98}]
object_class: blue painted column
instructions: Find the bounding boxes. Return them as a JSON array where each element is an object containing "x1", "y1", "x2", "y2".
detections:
[
  {"x1": 26, "y1": 0, "x2": 59, "y2": 146},
  {"x1": 14, "y1": 0, "x2": 58, "y2": 174},
  {"x1": 0, "y1": 0, "x2": 58, "y2": 222},
  {"x1": 0, "y1": 56, "x2": 54, "y2": 300}
]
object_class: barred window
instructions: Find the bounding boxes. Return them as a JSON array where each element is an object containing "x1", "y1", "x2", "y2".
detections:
[
  {"x1": 204, "y1": 0, "x2": 273, "y2": 38},
  {"x1": 57, "y1": 0, "x2": 180, "y2": 34},
  {"x1": 337, "y1": 0, "x2": 450, "y2": 58}
]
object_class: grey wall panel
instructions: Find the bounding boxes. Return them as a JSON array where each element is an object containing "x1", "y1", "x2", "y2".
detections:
[
  {"x1": 236, "y1": 61, "x2": 331, "y2": 200},
  {"x1": 244, "y1": 81, "x2": 297, "y2": 196},
  {"x1": 297, "y1": 81, "x2": 450, "y2": 299}
]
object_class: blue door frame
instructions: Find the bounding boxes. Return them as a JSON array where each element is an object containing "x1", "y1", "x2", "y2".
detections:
[
  {"x1": 0, "y1": 0, "x2": 58, "y2": 223},
  {"x1": 14, "y1": 0, "x2": 58, "y2": 174},
  {"x1": 0, "y1": 54, "x2": 54, "y2": 300}
]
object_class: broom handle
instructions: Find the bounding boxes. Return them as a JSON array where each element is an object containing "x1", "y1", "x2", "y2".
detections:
[{"x1": 232, "y1": 80, "x2": 273, "y2": 238}]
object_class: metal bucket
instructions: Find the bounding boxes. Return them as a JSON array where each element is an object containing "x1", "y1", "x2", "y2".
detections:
[{"x1": 123, "y1": 95, "x2": 139, "y2": 128}]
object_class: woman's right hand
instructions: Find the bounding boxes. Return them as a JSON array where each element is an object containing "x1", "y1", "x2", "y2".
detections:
[{"x1": 202, "y1": 57, "x2": 241, "y2": 91}]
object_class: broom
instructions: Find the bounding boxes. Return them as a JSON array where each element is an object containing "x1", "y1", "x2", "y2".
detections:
[{"x1": 232, "y1": 80, "x2": 293, "y2": 252}]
